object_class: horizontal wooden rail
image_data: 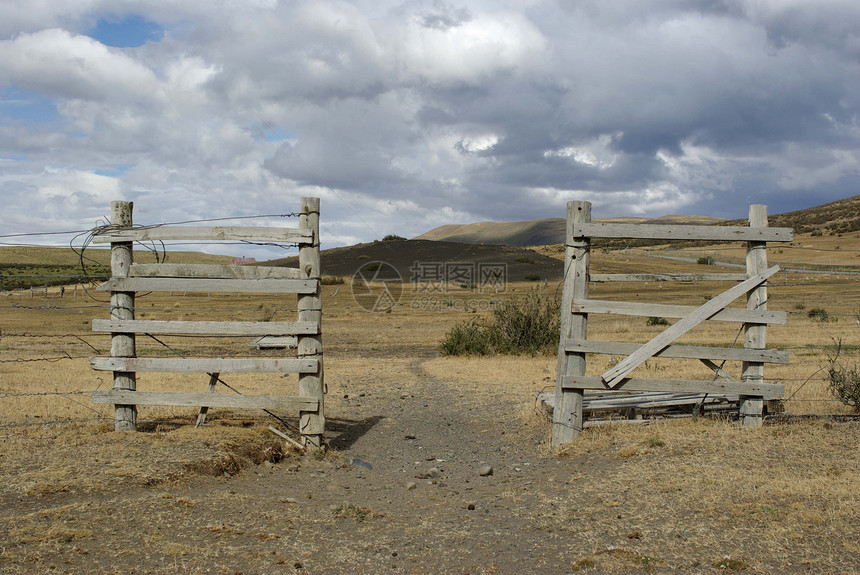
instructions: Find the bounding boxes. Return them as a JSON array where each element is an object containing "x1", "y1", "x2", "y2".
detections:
[
  {"x1": 93, "y1": 390, "x2": 318, "y2": 411},
  {"x1": 130, "y1": 263, "x2": 301, "y2": 280},
  {"x1": 574, "y1": 222, "x2": 793, "y2": 242},
  {"x1": 571, "y1": 299, "x2": 786, "y2": 324},
  {"x1": 92, "y1": 226, "x2": 313, "y2": 244},
  {"x1": 97, "y1": 277, "x2": 317, "y2": 294},
  {"x1": 562, "y1": 375, "x2": 783, "y2": 398},
  {"x1": 92, "y1": 319, "x2": 319, "y2": 336},
  {"x1": 601, "y1": 265, "x2": 780, "y2": 387},
  {"x1": 590, "y1": 273, "x2": 748, "y2": 283},
  {"x1": 91, "y1": 357, "x2": 318, "y2": 373},
  {"x1": 564, "y1": 340, "x2": 789, "y2": 364}
]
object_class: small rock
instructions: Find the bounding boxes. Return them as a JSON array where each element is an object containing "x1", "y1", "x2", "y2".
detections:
[
  {"x1": 467, "y1": 503, "x2": 476, "y2": 511},
  {"x1": 405, "y1": 435, "x2": 416, "y2": 440},
  {"x1": 427, "y1": 467, "x2": 441, "y2": 478},
  {"x1": 281, "y1": 497, "x2": 299, "y2": 504},
  {"x1": 406, "y1": 482, "x2": 417, "y2": 490},
  {"x1": 478, "y1": 465, "x2": 494, "y2": 477},
  {"x1": 350, "y1": 458, "x2": 373, "y2": 470}
]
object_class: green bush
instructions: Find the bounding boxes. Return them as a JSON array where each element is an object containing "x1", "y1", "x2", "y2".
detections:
[
  {"x1": 646, "y1": 316, "x2": 670, "y2": 326},
  {"x1": 439, "y1": 319, "x2": 495, "y2": 356},
  {"x1": 697, "y1": 256, "x2": 715, "y2": 265},
  {"x1": 382, "y1": 234, "x2": 406, "y2": 241},
  {"x1": 827, "y1": 340, "x2": 860, "y2": 411},
  {"x1": 440, "y1": 290, "x2": 560, "y2": 356},
  {"x1": 808, "y1": 308, "x2": 831, "y2": 322}
]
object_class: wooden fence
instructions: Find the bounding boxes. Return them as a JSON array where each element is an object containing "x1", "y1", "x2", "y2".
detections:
[
  {"x1": 89, "y1": 197, "x2": 325, "y2": 451},
  {"x1": 552, "y1": 201, "x2": 793, "y2": 448}
]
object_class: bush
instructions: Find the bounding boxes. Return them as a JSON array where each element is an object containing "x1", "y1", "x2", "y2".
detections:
[
  {"x1": 827, "y1": 340, "x2": 860, "y2": 411},
  {"x1": 515, "y1": 256, "x2": 535, "y2": 264},
  {"x1": 440, "y1": 290, "x2": 560, "y2": 356},
  {"x1": 524, "y1": 273, "x2": 542, "y2": 281},
  {"x1": 808, "y1": 308, "x2": 831, "y2": 322},
  {"x1": 382, "y1": 234, "x2": 406, "y2": 241},
  {"x1": 439, "y1": 319, "x2": 495, "y2": 356},
  {"x1": 320, "y1": 275, "x2": 345, "y2": 285},
  {"x1": 646, "y1": 316, "x2": 670, "y2": 326},
  {"x1": 697, "y1": 256, "x2": 715, "y2": 265}
]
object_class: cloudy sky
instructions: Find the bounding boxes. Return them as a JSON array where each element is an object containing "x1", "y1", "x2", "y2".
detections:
[{"x1": 1, "y1": 0, "x2": 859, "y2": 256}]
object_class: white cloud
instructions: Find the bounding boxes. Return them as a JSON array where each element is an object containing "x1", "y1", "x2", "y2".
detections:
[{"x1": 1, "y1": 0, "x2": 859, "y2": 254}]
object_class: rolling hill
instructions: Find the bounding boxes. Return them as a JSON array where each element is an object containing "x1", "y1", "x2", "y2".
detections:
[{"x1": 415, "y1": 215, "x2": 726, "y2": 247}]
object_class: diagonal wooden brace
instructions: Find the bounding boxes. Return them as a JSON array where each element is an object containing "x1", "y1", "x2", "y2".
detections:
[{"x1": 601, "y1": 265, "x2": 780, "y2": 388}]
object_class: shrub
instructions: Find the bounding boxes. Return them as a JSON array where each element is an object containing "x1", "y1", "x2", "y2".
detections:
[
  {"x1": 827, "y1": 340, "x2": 860, "y2": 411},
  {"x1": 320, "y1": 275, "x2": 345, "y2": 285},
  {"x1": 808, "y1": 308, "x2": 831, "y2": 322},
  {"x1": 646, "y1": 316, "x2": 670, "y2": 326},
  {"x1": 697, "y1": 256, "x2": 715, "y2": 265},
  {"x1": 515, "y1": 256, "x2": 535, "y2": 264},
  {"x1": 524, "y1": 273, "x2": 542, "y2": 281},
  {"x1": 440, "y1": 290, "x2": 560, "y2": 356},
  {"x1": 491, "y1": 290, "x2": 560, "y2": 355},
  {"x1": 382, "y1": 234, "x2": 406, "y2": 241},
  {"x1": 439, "y1": 319, "x2": 495, "y2": 356}
]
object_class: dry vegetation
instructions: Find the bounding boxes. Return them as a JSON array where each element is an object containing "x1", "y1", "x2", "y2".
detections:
[{"x1": 0, "y1": 238, "x2": 858, "y2": 573}]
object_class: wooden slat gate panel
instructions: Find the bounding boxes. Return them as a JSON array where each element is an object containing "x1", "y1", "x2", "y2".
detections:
[
  {"x1": 89, "y1": 197, "x2": 325, "y2": 451},
  {"x1": 552, "y1": 201, "x2": 792, "y2": 448}
]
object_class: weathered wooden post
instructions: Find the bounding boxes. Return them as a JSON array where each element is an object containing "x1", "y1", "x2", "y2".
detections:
[
  {"x1": 552, "y1": 200, "x2": 590, "y2": 447},
  {"x1": 741, "y1": 204, "x2": 767, "y2": 426},
  {"x1": 110, "y1": 201, "x2": 137, "y2": 431},
  {"x1": 297, "y1": 197, "x2": 324, "y2": 451}
]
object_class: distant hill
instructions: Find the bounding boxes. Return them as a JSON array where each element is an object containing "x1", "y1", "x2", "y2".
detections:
[
  {"x1": 415, "y1": 215, "x2": 726, "y2": 247},
  {"x1": 415, "y1": 195, "x2": 860, "y2": 246},
  {"x1": 726, "y1": 194, "x2": 860, "y2": 235},
  {"x1": 266, "y1": 239, "x2": 563, "y2": 283}
]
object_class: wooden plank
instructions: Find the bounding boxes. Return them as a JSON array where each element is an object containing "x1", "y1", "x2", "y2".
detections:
[
  {"x1": 109, "y1": 201, "x2": 137, "y2": 432},
  {"x1": 741, "y1": 205, "x2": 770, "y2": 426},
  {"x1": 93, "y1": 390, "x2": 318, "y2": 411},
  {"x1": 297, "y1": 197, "x2": 325, "y2": 452},
  {"x1": 572, "y1": 299, "x2": 786, "y2": 324},
  {"x1": 563, "y1": 375, "x2": 783, "y2": 398},
  {"x1": 131, "y1": 263, "x2": 301, "y2": 280},
  {"x1": 574, "y1": 222, "x2": 793, "y2": 242},
  {"x1": 564, "y1": 339, "x2": 789, "y2": 364},
  {"x1": 93, "y1": 319, "x2": 319, "y2": 336},
  {"x1": 590, "y1": 273, "x2": 748, "y2": 283},
  {"x1": 601, "y1": 265, "x2": 780, "y2": 387},
  {"x1": 700, "y1": 358, "x2": 738, "y2": 382},
  {"x1": 250, "y1": 336, "x2": 298, "y2": 349},
  {"x1": 92, "y1": 226, "x2": 313, "y2": 244},
  {"x1": 552, "y1": 201, "x2": 589, "y2": 447},
  {"x1": 96, "y1": 277, "x2": 317, "y2": 294},
  {"x1": 195, "y1": 372, "x2": 219, "y2": 428},
  {"x1": 91, "y1": 357, "x2": 318, "y2": 373}
]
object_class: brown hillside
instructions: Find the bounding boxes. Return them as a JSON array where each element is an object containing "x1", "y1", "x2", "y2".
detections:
[
  {"x1": 726, "y1": 194, "x2": 860, "y2": 235},
  {"x1": 266, "y1": 239, "x2": 563, "y2": 283}
]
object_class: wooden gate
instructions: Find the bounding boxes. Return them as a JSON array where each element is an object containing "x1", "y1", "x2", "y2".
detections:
[
  {"x1": 89, "y1": 197, "x2": 325, "y2": 451},
  {"x1": 553, "y1": 201, "x2": 793, "y2": 448}
]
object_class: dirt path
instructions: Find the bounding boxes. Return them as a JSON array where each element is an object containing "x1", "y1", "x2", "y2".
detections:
[{"x1": 2, "y1": 350, "x2": 858, "y2": 574}]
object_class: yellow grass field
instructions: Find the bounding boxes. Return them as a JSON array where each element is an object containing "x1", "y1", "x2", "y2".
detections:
[{"x1": 0, "y1": 240, "x2": 858, "y2": 573}]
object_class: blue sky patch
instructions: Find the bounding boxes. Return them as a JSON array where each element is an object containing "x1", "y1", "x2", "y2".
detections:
[
  {"x1": 89, "y1": 14, "x2": 164, "y2": 48},
  {"x1": 0, "y1": 87, "x2": 62, "y2": 124}
]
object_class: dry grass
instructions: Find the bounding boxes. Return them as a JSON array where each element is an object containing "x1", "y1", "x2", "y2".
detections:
[{"x1": 1, "y1": 242, "x2": 858, "y2": 572}]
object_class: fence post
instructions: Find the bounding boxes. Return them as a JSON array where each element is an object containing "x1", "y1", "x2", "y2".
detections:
[
  {"x1": 741, "y1": 204, "x2": 767, "y2": 426},
  {"x1": 110, "y1": 201, "x2": 137, "y2": 431},
  {"x1": 553, "y1": 200, "x2": 590, "y2": 448},
  {"x1": 297, "y1": 197, "x2": 324, "y2": 451}
]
